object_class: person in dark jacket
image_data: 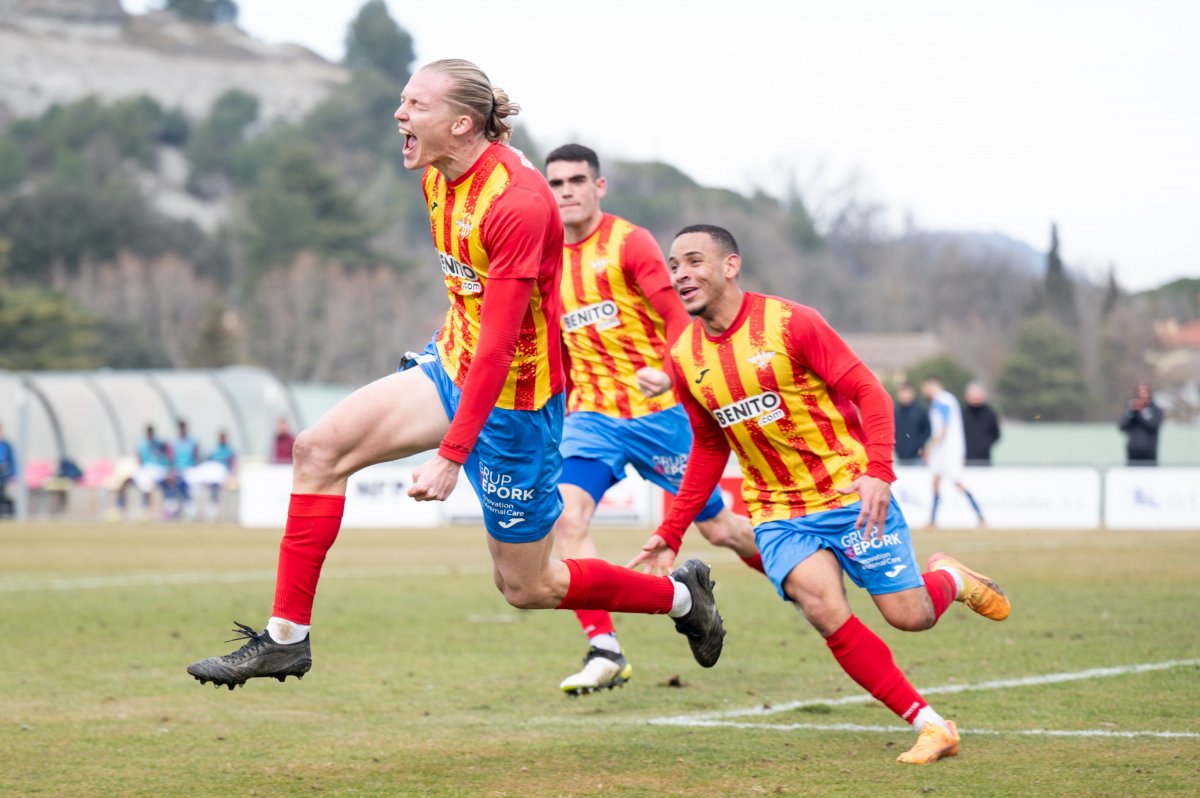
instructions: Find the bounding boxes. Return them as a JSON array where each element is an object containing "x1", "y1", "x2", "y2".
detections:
[
  {"x1": 1119, "y1": 382, "x2": 1164, "y2": 465},
  {"x1": 894, "y1": 383, "x2": 931, "y2": 465},
  {"x1": 962, "y1": 381, "x2": 1001, "y2": 466}
]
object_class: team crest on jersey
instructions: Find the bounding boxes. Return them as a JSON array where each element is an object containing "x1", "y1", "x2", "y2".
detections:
[
  {"x1": 589, "y1": 257, "x2": 610, "y2": 273},
  {"x1": 747, "y1": 350, "x2": 776, "y2": 369},
  {"x1": 456, "y1": 217, "x2": 474, "y2": 238}
]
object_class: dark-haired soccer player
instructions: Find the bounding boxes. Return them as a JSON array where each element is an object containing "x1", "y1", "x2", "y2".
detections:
[
  {"x1": 186, "y1": 61, "x2": 724, "y2": 690},
  {"x1": 545, "y1": 144, "x2": 761, "y2": 695},
  {"x1": 631, "y1": 224, "x2": 1011, "y2": 765}
]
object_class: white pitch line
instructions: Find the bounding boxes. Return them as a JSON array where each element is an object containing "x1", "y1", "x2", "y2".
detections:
[
  {"x1": 647, "y1": 659, "x2": 1200, "y2": 725},
  {"x1": 652, "y1": 719, "x2": 1200, "y2": 739},
  {"x1": 0, "y1": 564, "x2": 494, "y2": 593}
]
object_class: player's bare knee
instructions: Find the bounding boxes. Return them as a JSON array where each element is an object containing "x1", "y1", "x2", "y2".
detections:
[
  {"x1": 292, "y1": 428, "x2": 342, "y2": 481},
  {"x1": 791, "y1": 594, "x2": 847, "y2": 636},
  {"x1": 552, "y1": 510, "x2": 589, "y2": 547},
  {"x1": 885, "y1": 608, "x2": 936, "y2": 632},
  {"x1": 696, "y1": 519, "x2": 735, "y2": 549},
  {"x1": 875, "y1": 590, "x2": 938, "y2": 631},
  {"x1": 499, "y1": 581, "x2": 554, "y2": 610}
]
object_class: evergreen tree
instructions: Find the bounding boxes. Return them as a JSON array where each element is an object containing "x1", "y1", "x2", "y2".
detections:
[
  {"x1": 344, "y1": 0, "x2": 415, "y2": 84},
  {"x1": 187, "y1": 299, "x2": 239, "y2": 367},
  {"x1": 996, "y1": 314, "x2": 1092, "y2": 421},
  {"x1": 98, "y1": 319, "x2": 174, "y2": 368},
  {"x1": 905, "y1": 353, "x2": 974, "y2": 399},
  {"x1": 1101, "y1": 263, "x2": 1120, "y2": 318},
  {"x1": 1042, "y1": 223, "x2": 1078, "y2": 327},
  {"x1": 0, "y1": 287, "x2": 105, "y2": 369},
  {"x1": 0, "y1": 136, "x2": 28, "y2": 192},
  {"x1": 239, "y1": 142, "x2": 376, "y2": 286},
  {"x1": 186, "y1": 90, "x2": 260, "y2": 193},
  {"x1": 161, "y1": 0, "x2": 238, "y2": 24},
  {"x1": 304, "y1": 70, "x2": 404, "y2": 158}
]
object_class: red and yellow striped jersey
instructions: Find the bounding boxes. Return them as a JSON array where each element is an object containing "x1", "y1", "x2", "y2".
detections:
[
  {"x1": 561, "y1": 214, "x2": 679, "y2": 418},
  {"x1": 422, "y1": 143, "x2": 564, "y2": 411},
  {"x1": 670, "y1": 293, "x2": 871, "y2": 525}
]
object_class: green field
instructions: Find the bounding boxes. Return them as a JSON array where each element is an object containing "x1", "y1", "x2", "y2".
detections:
[{"x1": 2, "y1": 523, "x2": 1198, "y2": 797}]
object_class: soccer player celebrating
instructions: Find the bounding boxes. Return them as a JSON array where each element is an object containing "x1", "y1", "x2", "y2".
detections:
[
  {"x1": 631, "y1": 224, "x2": 1011, "y2": 765},
  {"x1": 545, "y1": 145, "x2": 761, "y2": 695},
  {"x1": 187, "y1": 60, "x2": 724, "y2": 689}
]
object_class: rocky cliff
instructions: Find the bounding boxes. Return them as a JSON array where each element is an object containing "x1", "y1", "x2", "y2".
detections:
[{"x1": 0, "y1": 0, "x2": 350, "y2": 125}]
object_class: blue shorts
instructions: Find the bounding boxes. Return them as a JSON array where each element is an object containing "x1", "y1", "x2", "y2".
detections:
[
  {"x1": 755, "y1": 498, "x2": 922, "y2": 600},
  {"x1": 403, "y1": 339, "x2": 565, "y2": 543},
  {"x1": 560, "y1": 407, "x2": 724, "y2": 522}
]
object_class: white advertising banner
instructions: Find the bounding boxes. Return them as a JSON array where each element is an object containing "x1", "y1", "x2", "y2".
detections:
[
  {"x1": 238, "y1": 463, "x2": 441, "y2": 528},
  {"x1": 891, "y1": 466, "x2": 1102, "y2": 529},
  {"x1": 238, "y1": 461, "x2": 1198, "y2": 531},
  {"x1": 1104, "y1": 468, "x2": 1200, "y2": 530}
]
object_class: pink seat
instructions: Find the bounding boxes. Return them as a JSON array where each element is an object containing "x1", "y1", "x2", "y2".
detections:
[
  {"x1": 23, "y1": 460, "x2": 56, "y2": 490},
  {"x1": 80, "y1": 460, "x2": 115, "y2": 489}
]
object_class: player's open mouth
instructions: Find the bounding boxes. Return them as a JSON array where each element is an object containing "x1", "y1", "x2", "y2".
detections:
[
  {"x1": 402, "y1": 132, "x2": 417, "y2": 155},
  {"x1": 679, "y1": 286, "x2": 700, "y2": 301}
]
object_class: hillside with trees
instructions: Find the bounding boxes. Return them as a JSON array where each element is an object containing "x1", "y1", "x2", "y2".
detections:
[{"x1": 0, "y1": 0, "x2": 1187, "y2": 421}]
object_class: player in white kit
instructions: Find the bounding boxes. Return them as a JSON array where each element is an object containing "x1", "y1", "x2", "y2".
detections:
[{"x1": 920, "y1": 377, "x2": 985, "y2": 528}]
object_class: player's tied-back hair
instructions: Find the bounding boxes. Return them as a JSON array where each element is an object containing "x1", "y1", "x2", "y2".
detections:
[{"x1": 422, "y1": 58, "x2": 520, "y2": 143}]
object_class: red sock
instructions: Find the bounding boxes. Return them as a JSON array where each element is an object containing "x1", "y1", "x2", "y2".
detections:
[
  {"x1": 826, "y1": 615, "x2": 927, "y2": 723},
  {"x1": 557, "y1": 558, "x2": 674, "y2": 614},
  {"x1": 923, "y1": 569, "x2": 957, "y2": 621},
  {"x1": 575, "y1": 610, "x2": 615, "y2": 638},
  {"x1": 271, "y1": 493, "x2": 345, "y2": 624},
  {"x1": 740, "y1": 553, "x2": 766, "y2": 574}
]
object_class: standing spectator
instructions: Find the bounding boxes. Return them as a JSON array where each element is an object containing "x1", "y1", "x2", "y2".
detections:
[
  {"x1": 0, "y1": 422, "x2": 16, "y2": 518},
  {"x1": 1119, "y1": 382, "x2": 1163, "y2": 465},
  {"x1": 920, "y1": 377, "x2": 986, "y2": 529},
  {"x1": 962, "y1": 381, "x2": 1001, "y2": 465},
  {"x1": 894, "y1": 383, "x2": 931, "y2": 465},
  {"x1": 272, "y1": 417, "x2": 296, "y2": 464}
]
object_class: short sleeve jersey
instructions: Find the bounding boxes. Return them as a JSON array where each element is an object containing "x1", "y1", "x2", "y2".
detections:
[
  {"x1": 561, "y1": 213, "x2": 678, "y2": 418},
  {"x1": 670, "y1": 293, "x2": 871, "y2": 525},
  {"x1": 929, "y1": 389, "x2": 967, "y2": 463},
  {"x1": 422, "y1": 143, "x2": 564, "y2": 411}
]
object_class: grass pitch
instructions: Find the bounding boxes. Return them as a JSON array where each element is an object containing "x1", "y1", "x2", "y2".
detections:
[{"x1": 1, "y1": 522, "x2": 1198, "y2": 797}]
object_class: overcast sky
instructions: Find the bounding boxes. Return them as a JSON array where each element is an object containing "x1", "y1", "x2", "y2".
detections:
[{"x1": 123, "y1": 0, "x2": 1200, "y2": 291}]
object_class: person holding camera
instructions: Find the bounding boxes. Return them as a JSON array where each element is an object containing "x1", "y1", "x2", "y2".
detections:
[{"x1": 1119, "y1": 382, "x2": 1163, "y2": 465}]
